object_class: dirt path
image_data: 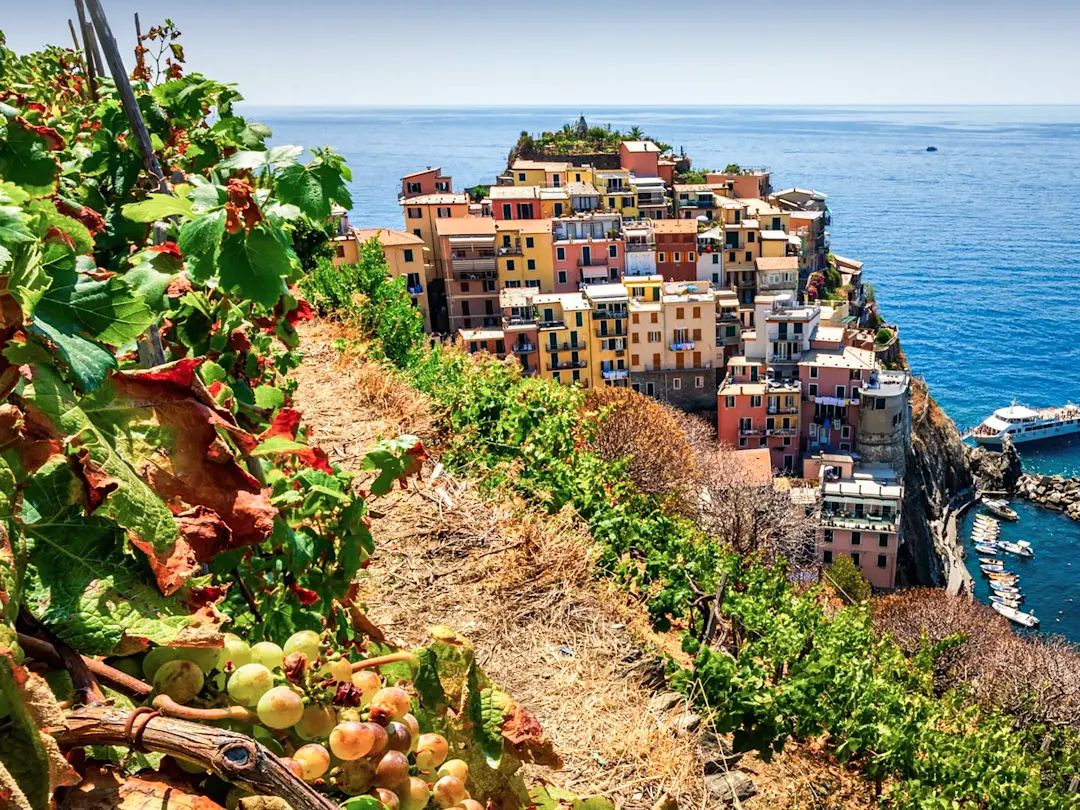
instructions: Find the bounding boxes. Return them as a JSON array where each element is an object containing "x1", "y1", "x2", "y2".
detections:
[{"x1": 291, "y1": 321, "x2": 879, "y2": 810}]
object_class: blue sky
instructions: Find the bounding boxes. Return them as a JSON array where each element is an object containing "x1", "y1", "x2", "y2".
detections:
[{"x1": 6, "y1": 0, "x2": 1080, "y2": 106}]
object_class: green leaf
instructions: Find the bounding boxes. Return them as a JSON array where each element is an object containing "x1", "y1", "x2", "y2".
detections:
[
  {"x1": 34, "y1": 268, "x2": 154, "y2": 347},
  {"x1": 28, "y1": 318, "x2": 117, "y2": 392},
  {"x1": 467, "y1": 662, "x2": 509, "y2": 768},
  {"x1": 0, "y1": 119, "x2": 60, "y2": 197},
  {"x1": 251, "y1": 435, "x2": 310, "y2": 456},
  {"x1": 219, "y1": 145, "x2": 302, "y2": 171},
  {"x1": 340, "y1": 798, "x2": 382, "y2": 810},
  {"x1": 218, "y1": 225, "x2": 291, "y2": 308},
  {"x1": 123, "y1": 257, "x2": 179, "y2": 315},
  {"x1": 276, "y1": 156, "x2": 352, "y2": 221},
  {"x1": 414, "y1": 647, "x2": 447, "y2": 710},
  {"x1": 121, "y1": 193, "x2": 195, "y2": 223},
  {"x1": 17, "y1": 457, "x2": 201, "y2": 654},
  {"x1": 253, "y1": 384, "x2": 285, "y2": 410},
  {"x1": 199, "y1": 360, "x2": 227, "y2": 385}
]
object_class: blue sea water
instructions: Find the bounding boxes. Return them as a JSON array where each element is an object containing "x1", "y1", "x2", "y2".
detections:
[{"x1": 248, "y1": 105, "x2": 1080, "y2": 641}]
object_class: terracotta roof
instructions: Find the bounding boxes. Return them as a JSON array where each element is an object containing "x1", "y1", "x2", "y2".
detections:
[
  {"x1": 495, "y1": 219, "x2": 552, "y2": 234},
  {"x1": 402, "y1": 167, "x2": 442, "y2": 180},
  {"x1": 353, "y1": 228, "x2": 425, "y2": 247},
  {"x1": 832, "y1": 255, "x2": 864, "y2": 271},
  {"x1": 512, "y1": 159, "x2": 571, "y2": 172},
  {"x1": 435, "y1": 217, "x2": 496, "y2": 237},
  {"x1": 755, "y1": 257, "x2": 799, "y2": 271},
  {"x1": 651, "y1": 219, "x2": 698, "y2": 234},
  {"x1": 621, "y1": 140, "x2": 661, "y2": 153},
  {"x1": 489, "y1": 186, "x2": 540, "y2": 200},
  {"x1": 728, "y1": 448, "x2": 774, "y2": 486},
  {"x1": 565, "y1": 182, "x2": 600, "y2": 196}
]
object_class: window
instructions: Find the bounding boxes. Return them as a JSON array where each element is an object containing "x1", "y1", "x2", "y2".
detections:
[
  {"x1": 407, "y1": 207, "x2": 421, "y2": 219},
  {"x1": 676, "y1": 307, "x2": 684, "y2": 319},
  {"x1": 557, "y1": 270, "x2": 567, "y2": 284},
  {"x1": 725, "y1": 396, "x2": 735, "y2": 408},
  {"x1": 505, "y1": 280, "x2": 521, "y2": 288},
  {"x1": 632, "y1": 383, "x2": 640, "y2": 392},
  {"x1": 739, "y1": 437, "x2": 747, "y2": 448},
  {"x1": 672, "y1": 377, "x2": 681, "y2": 390},
  {"x1": 527, "y1": 259, "x2": 536, "y2": 270},
  {"x1": 437, "y1": 207, "x2": 451, "y2": 218},
  {"x1": 692, "y1": 306, "x2": 701, "y2": 319},
  {"x1": 552, "y1": 175, "x2": 561, "y2": 187},
  {"x1": 622, "y1": 196, "x2": 633, "y2": 208},
  {"x1": 689, "y1": 252, "x2": 696, "y2": 262},
  {"x1": 729, "y1": 251, "x2": 736, "y2": 263},
  {"x1": 695, "y1": 376, "x2": 704, "y2": 389},
  {"x1": 506, "y1": 259, "x2": 515, "y2": 271},
  {"x1": 750, "y1": 395, "x2": 762, "y2": 408},
  {"x1": 631, "y1": 354, "x2": 639, "y2": 365},
  {"x1": 651, "y1": 353, "x2": 660, "y2": 368},
  {"x1": 835, "y1": 385, "x2": 846, "y2": 398},
  {"x1": 823, "y1": 550, "x2": 833, "y2": 563},
  {"x1": 747, "y1": 231, "x2": 755, "y2": 243},
  {"x1": 575, "y1": 312, "x2": 583, "y2": 327},
  {"x1": 525, "y1": 237, "x2": 534, "y2": 249},
  {"x1": 556, "y1": 247, "x2": 566, "y2": 261},
  {"x1": 878, "y1": 533, "x2": 889, "y2": 547},
  {"x1": 648, "y1": 331, "x2": 661, "y2": 343},
  {"x1": 823, "y1": 529, "x2": 833, "y2": 543},
  {"x1": 608, "y1": 198, "x2": 615, "y2": 208},
  {"x1": 495, "y1": 340, "x2": 504, "y2": 354},
  {"x1": 850, "y1": 369, "x2": 862, "y2": 381},
  {"x1": 841, "y1": 425, "x2": 851, "y2": 439},
  {"x1": 469, "y1": 341, "x2": 478, "y2": 353},
  {"x1": 554, "y1": 203, "x2": 564, "y2": 216},
  {"x1": 632, "y1": 313, "x2": 640, "y2": 324},
  {"x1": 516, "y1": 203, "x2": 534, "y2": 219},
  {"x1": 851, "y1": 532, "x2": 861, "y2": 546},
  {"x1": 335, "y1": 245, "x2": 346, "y2": 258},
  {"x1": 403, "y1": 249, "x2": 414, "y2": 262},
  {"x1": 651, "y1": 313, "x2": 658, "y2": 323},
  {"x1": 526, "y1": 279, "x2": 540, "y2": 288},
  {"x1": 794, "y1": 322, "x2": 803, "y2": 334},
  {"x1": 502, "y1": 204, "x2": 512, "y2": 219},
  {"x1": 772, "y1": 217, "x2": 781, "y2": 230},
  {"x1": 406, "y1": 182, "x2": 421, "y2": 194},
  {"x1": 851, "y1": 552, "x2": 860, "y2": 566},
  {"x1": 745, "y1": 251, "x2": 753, "y2": 262},
  {"x1": 552, "y1": 372, "x2": 560, "y2": 383},
  {"x1": 435, "y1": 182, "x2": 449, "y2": 192},
  {"x1": 608, "y1": 244, "x2": 617, "y2": 258},
  {"x1": 631, "y1": 333, "x2": 639, "y2": 343},
  {"x1": 573, "y1": 370, "x2": 581, "y2": 382},
  {"x1": 413, "y1": 229, "x2": 422, "y2": 237},
  {"x1": 809, "y1": 383, "x2": 818, "y2": 396},
  {"x1": 575, "y1": 173, "x2": 582, "y2": 182},
  {"x1": 518, "y1": 172, "x2": 526, "y2": 182},
  {"x1": 674, "y1": 252, "x2": 681, "y2": 263},
  {"x1": 460, "y1": 283, "x2": 470, "y2": 293},
  {"x1": 809, "y1": 366, "x2": 818, "y2": 379},
  {"x1": 877, "y1": 554, "x2": 888, "y2": 569},
  {"x1": 876, "y1": 397, "x2": 886, "y2": 410},
  {"x1": 658, "y1": 252, "x2": 666, "y2": 263}
]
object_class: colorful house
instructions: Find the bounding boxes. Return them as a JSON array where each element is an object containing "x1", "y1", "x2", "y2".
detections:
[
  {"x1": 652, "y1": 219, "x2": 698, "y2": 282},
  {"x1": 352, "y1": 228, "x2": 432, "y2": 331},
  {"x1": 401, "y1": 167, "x2": 453, "y2": 199},
  {"x1": 509, "y1": 159, "x2": 570, "y2": 188},
  {"x1": 400, "y1": 191, "x2": 471, "y2": 281},
  {"x1": 496, "y1": 219, "x2": 554, "y2": 293},
  {"x1": 619, "y1": 140, "x2": 661, "y2": 177},
  {"x1": 437, "y1": 217, "x2": 498, "y2": 332},
  {"x1": 552, "y1": 213, "x2": 624, "y2": 292},
  {"x1": 490, "y1": 186, "x2": 541, "y2": 221}
]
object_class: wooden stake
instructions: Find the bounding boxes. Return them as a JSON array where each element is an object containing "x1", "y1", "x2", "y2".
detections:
[{"x1": 73, "y1": 1, "x2": 99, "y2": 101}]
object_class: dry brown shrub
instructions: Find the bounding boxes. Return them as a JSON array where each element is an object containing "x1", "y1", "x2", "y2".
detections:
[
  {"x1": 874, "y1": 588, "x2": 1080, "y2": 728},
  {"x1": 583, "y1": 387, "x2": 699, "y2": 504}
]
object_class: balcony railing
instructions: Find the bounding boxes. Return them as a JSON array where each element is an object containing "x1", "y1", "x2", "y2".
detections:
[
  {"x1": 407, "y1": 283, "x2": 424, "y2": 295},
  {"x1": 544, "y1": 341, "x2": 585, "y2": 352},
  {"x1": 821, "y1": 513, "x2": 898, "y2": 533},
  {"x1": 511, "y1": 343, "x2": 535, "y2": 354},
  {"x1": 637, "y1": 196, "x2": 666, "y2": 206},
  {"x1": 766, "y1": 427, "x2": 798, "y2": 437},
  {"x1": 767, "y1": 406, "x2": 801, "y2": 415},
  {"x1": 592, "y1": 309, "x2": 628, "y2": 319},
  {"x1": 577, "y1": 257, "x2": 611, "y2": 267},
  {"x1": 678, "y1": 198, "x2": 714, "y2": 209},
  {"x1": 601, "y1": 369, "x2": 629, "y2": 380},
  {"x1": 767, "y1": 330, "x2": 804, "y2": 342},
  {"x1": 538, "y1": 319, "x2": 565, "y2": 330},
  {"x1": 453, "y1": 269, "x2": 498, "y2": 281},
  {"x1": 739, "y1": 428, "x2": 766, "y2": 436},
  {"x1": 548, "y1": 360, "x2": 587, "y2": 371},
  {"x1": 498, "y1": 245, "x2": 523, "y2": 256},
  {"x1": 595, "y1": 326, "x2": 627, "y2": 338},
  {"x1": 451, "y1": 256, "x2": 496, "y2": 270},
  {"x1": 503, "y1": 315, "x2": 536, "y2": 326},
  {"x1": 670, "y1": 341, "x2": 696, "y2": 351},
  {"x1": 625, "y1": 241, "x2": 655, "y2": 252},
  {"x1": 769, "y1": 353, "x2": 804, "y2": 363}
]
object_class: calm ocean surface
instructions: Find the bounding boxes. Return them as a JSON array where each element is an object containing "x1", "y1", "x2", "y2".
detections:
[{"x1": 249, "y1": 106, "x2": 1080, "y2": 640}]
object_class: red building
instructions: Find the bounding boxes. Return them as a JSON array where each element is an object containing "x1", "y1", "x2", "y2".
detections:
[{"x1": 652, "y1": 219, "x2": 698, "y2": 282}]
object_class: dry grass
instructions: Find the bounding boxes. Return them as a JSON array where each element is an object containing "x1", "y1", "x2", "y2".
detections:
[{"x1": 291, "y1": 320, "x2": 883, "y2": 810}]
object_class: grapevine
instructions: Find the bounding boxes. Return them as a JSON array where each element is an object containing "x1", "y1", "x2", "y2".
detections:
[{"x1": 0, "y1": 18, "x2": 567, "y2": 810}]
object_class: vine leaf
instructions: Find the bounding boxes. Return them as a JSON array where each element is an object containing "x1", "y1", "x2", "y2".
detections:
[
  {"x1": 59, "y1": 766, "x2": 225, "y2": 810},
  {"x1": 276, "y1": 154, "x2": 352, "y2": 221},
  {"x1": 120, "y1": 193, "x2": 195, "y2": 223},
  {"x1": 466, "y1": 662, "x2": 512, "y2": 768},
  {"x1": 218, "y1": 225, "x2": 291, "y2": 308},
  {"x1": 0, "y1": 117, "x2": 61, "y2": 197},
  {"x1": 33, "y1": 267, "x2": 154, "y2": 347},
  {"x1": 26, "y1": 317, "x2": 117, "y2": 393}
]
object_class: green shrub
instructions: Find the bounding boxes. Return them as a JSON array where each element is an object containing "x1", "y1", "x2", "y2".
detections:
[
  {"x1": 876, "y1": 327, "x2": 894, "y2": 345},
  {"x1": 824, "y1": 555, "x2": 872, "y2": 604}
]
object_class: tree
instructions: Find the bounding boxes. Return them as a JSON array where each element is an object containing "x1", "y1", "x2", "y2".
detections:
[
  {"x1": 723, "y1": 163, "x2": 742, "y2": 175},
  {"x1": 290, "y1": 215, "x2": 336, "y2": 272},
  {"x1": 824, "y1": 555, "x2": 872, "y2": 604}
]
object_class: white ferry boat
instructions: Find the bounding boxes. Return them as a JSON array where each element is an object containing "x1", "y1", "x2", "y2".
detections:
[{"x1": 971, "y1": 403, "x2": 1080, "y2": 446}]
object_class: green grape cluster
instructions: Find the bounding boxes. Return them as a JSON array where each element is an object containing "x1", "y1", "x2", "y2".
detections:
[{"x1": 136, "y1": 632, "x2": 480, "y2": 810}]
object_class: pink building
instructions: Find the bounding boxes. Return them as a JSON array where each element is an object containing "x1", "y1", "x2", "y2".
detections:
[
  {"x1": 619, "y1": 140, "x2": 661, "y2": 177},
  {"x1": 490, "y1": 186, "x2": 540, "y2": 221},
  {"x1": 717, "y1": 363, "x2": 802, "y2": 473},
  {"x1": 706, "y1": 170, "x2": 771, "y2": 200},
  {"x1": 401, "y1": 168, "x2": 453, "y2": 199},
  {"x1": 552, "y1": 213, "x2": 624, "y2": 292},
  {"x1": 798, "y1": 344, "x2": 874, "y2": 456},
  {"x1": 805, "y1": 454, "x2": 903, "y2": 589}
]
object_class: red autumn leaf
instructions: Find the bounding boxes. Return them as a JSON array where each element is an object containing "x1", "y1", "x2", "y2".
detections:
[
  {"x1": 299, "y1": 445, "x2": 335, "y2": 475},
  {"x1": 261, "y1": 408, "x2": 302, "y2": 441},
  {"x1": 206, "y1": 380, "x2": 225, "y2": 398},
  {"x1": 43, "y1": 226, "x2": 75, "y2": 250},
  {"x1": 290, "y1": 584, "x2": 320, "y2": 605},
  {"x1": 148, "y1": 241, "x2": 183, "y2": 258},
  {"x1": 285, "y1": 297, "x2": 315, "y2": 327},
  {"x1": 55, "y1": 198, "x2": 106, "y2": 236},
  {"x1": 173, "y1": 505, "x2": 233, "y2": 561},
  {"x1": 166, "y1": 274, "x2": 194, "y2": 298},
  {"x1": 60, "y1": 766, "x2": 225, "y2": 810},
  {"x1": 500, "y1": 703, "x2": 563, "y2": 769},
  {"x1": 12, "y1": 116, "x2": 65, "y2": 151}
]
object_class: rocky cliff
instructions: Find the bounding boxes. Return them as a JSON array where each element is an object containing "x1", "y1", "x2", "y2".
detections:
[
  {"x1": 899, "y1": 373, "x2": 973, "y2": 587},
  {"x1": 965, "y1": 437, "x2": 1023, "y2": 494}
]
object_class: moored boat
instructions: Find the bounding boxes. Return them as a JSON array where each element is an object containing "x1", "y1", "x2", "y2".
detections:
[
  {"x1": 983, "y1": 500, "x2": 1019, "y2": 521},
  {"x1": 992, "y1": 602, "x2": 1039, "y2": 627},
  {"x1": 980, "y1": 564, "x2": 1005, "y2": 575},
  {"x1": 989, "y1": 585, "x2": 1022, "y2": 598},
  {"x1": 999, "y1": 540, "x2": 1034, "y2": 558},
  {"x1": 974, "y1": 543, "x2": 999, "y2": 555},
  {"x1": 990, "y1": 594, "x2": 1022, "y2": 609},
  {"x1": 971, "y1": 403, "x2": 1080, "y2": 446},
  {"x1": 978, "y1": 557, "x2": 1000, "y2": 565}
]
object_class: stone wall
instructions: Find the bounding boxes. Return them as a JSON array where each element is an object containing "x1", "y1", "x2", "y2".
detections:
[
  {"x1": 1017, "y1": 473, "x2": 1080, "y2": 522},
  {"x1": 632, "y1": 369, "x2": 716, "y2": 412}
]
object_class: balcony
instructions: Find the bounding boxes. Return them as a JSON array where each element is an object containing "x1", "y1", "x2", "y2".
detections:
[
  {"x1": 820, "y1": 512, "x2": 898, "y2": 533},
  {"x1": 538, "y1": 319, "x2": 566, "y2": 330},
  {"x1": 548, "y1": 360, "x2": 587, "y2": 371},
  {"x1": 544, "y1": 341, "x2": 585, "y2": 352},
  {"x1": 739, "y1": 428, "x2": 766, "y2": 436},
  {"x1": 592, "y1": 309, "x2": 628, "y2": 319},
  {"x1": 578, "y1": 257, "x2": 611, "y2": 267},
  {"x1": 678, "y1": 198, "x2": 714, "y2": 209},
  {"x1": 511, "y1": 343, "x2": 535, "y2": 354},
  {"x1": 626, "y1": 240, "x2": 655, "y2": 252},
  {"x1": 451, "y1": 256, "x2": 496, "y2": 271},
  {"x1": 407, "y1": 283, "x2": 424, "y2": 295},
  {"x1": 724, "y1": 242, "x2": 744, "y2": 252},
  {"x1": 594, "y1": 326, "x2": 626, "y2": 338},
  {"x1": 717, "y1": 312, "x2": 740, "y2": 322},
  {"x1": 601, "y1": 369, "x2": 630, "y2": 381},
  {"x1": 767, "y1": 329, "x2": 804, "y2": 342},
  {"x1": 769, "y1": 352, "x2": 804, "y2": 364},
  {"x1": 766, "y1": 427, "x2": 798, "y2": 437},
  {"x1": 498, "y1": 245, "x2": 523, "y2": 256},
  {"x1": 453, "y1": 266, "x2": 498, "y2": 281},
  {"x1": 767, "y1": 406, "x2": 800, "y2": 415},
  {"x1": 637, "y1": 195, "x2": 666, "y2": 207},
  {"x1": 503, "y1": 315, "x2": 537, "y2": 326},
  {"x1": 670, "y1": 341, "x2": 696, "y2": 351}
]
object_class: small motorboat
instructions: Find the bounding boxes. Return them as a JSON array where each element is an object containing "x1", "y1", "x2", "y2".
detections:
[
  {"x1": 974, "y1": 543, "x2": 999, "y2": 555},
  {"x1": 978, "y1": 557, "x2": 1001, "y2": 566},
  {"x1": 990, "y1": 583, "x2": 1021, "y2": 596},
  {"x1": 983, "y1": 500, "x2": 1019, "y2": 521},
  {"x1": 972, "y1": 531, "x2": 1000, "y2": 542},
  {"x1": 926, "y1": 146, "x2": 938, "y2": 152},
  {"x1": 981, "y1": 564, "x2": 1005, "y2": 575},
  {"x1": 992, "y1": 602, "x2": 1039, "y2": 628},
  {"x1": 990, "y1": 594, "x2": 1022, "y2": 609},
  {"x1": 988, "y1": 574, "x2": 1019, "y2": 585},
  {"x1": 999, "y1": 540, "x2": 1034, "y2": 558}
]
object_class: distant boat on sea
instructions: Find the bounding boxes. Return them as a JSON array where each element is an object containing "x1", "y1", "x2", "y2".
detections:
[
  {"x1": 926, "y1": 146, "x2": 938, "y2": 152},
  {"x1": 970, "y1": 403, "x2": 1080, "y2": 446}
]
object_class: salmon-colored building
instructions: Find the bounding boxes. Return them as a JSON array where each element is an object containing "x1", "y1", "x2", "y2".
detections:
[
  {"x1": 490, "y1": 186, "x2": 541, "y2": 221},
  {"x1": 437, "y1": 217, "x2": 499, "y2": 332},
  {"x1": 401, "y1": 167, "x2": 453, "y2": 199},
  {"x1": 652, "y1": 219, "x2": 698, "y2": 282},
  {"x1": 706, "y1": 169, "x2": 771, "y2": 200},
  {"x1": 552, "y1": 213, "x2": 624, "y2": 292},
  {"x1": 619, "y1": 140, "x2": 661, "y2": 177}
]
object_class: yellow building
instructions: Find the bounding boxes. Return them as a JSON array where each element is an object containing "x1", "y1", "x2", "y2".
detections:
[
  {"x1": 352, "y1": 229, "x2": 432, "y2": 331},
  {"x1": 582, "y1": 283, "x2": 631, "y2": 387},
  {"x1": 496, "y1": 219, "x2": 554, "y2": 292},
  {"x1": 595, "y1": 169, "x2": 638, "y2": 219},
  {"x1": 534, "y1": 292, "x2": 593, "y2": 388},
  {"x1": 741, "y1": 198, "x2": 790, "y2": 233},
  {"x1": 400, "y1": 192, "x2": 471, "y2": 280},
  {"x1": 538, "y1": 187, "x2": 571, "y2": 219},
  {"x1": 509, "y1": 159, "x2": 570, "y2": 188}
]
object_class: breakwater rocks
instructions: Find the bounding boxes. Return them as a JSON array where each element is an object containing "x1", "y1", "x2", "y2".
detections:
[
  {"x1": 965, "y1": 437, "x2": 1023, "y2": 494},
  {"x1": 1017, "y1": 473, "x2": 1080, "y2": 522}
]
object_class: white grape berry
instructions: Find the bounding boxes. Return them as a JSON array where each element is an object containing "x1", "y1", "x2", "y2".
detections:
[
  {"x1": 415, "y1": 733, "x2": 449, "y2": 769},
  {"x1": 437, "y1": 760, "x2": 469, "y2": 783},
  {"x1": 293, "y1": 743, "x2": 331, "y2": 781},
  {"x1": 295, "y1": 704, "x2": 337, "y2": 740},
  {"x1": 218, "y1": 634, "x2": 252, "y2": 671},
  {"x1": 398, "y1": 776, "x2": 431, "y2": 810},
  {"x1": 432, "y1": 776, "x2": 468, "y2": 809},
  {"x1": 373, "y1": 750, "x2": 410, "y2": 788},
  {"x1": 153, "y1": 659, "x2": 204, "y2": 704},
  {"x1": 250, "y1": 641, "x2": 284, "y2": 670},
  {"x1": 256, "y1": 686, "x2": 304, "y2": 729},
  {"x1": 351, "y1": 670, "x2": 382, "y2": 705},
  {"x1": 329, "y1": 721, "x2": 375, "y2": 760},
  {"x1": 283, "y1": 630, "x2": 322, "y2": 663},
  {"x1": 227, "y1": 663, "x2": 274, "y2": 707},
  {"x1": 369, "y1": 686, "x2": 410, "y2": 724}
]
